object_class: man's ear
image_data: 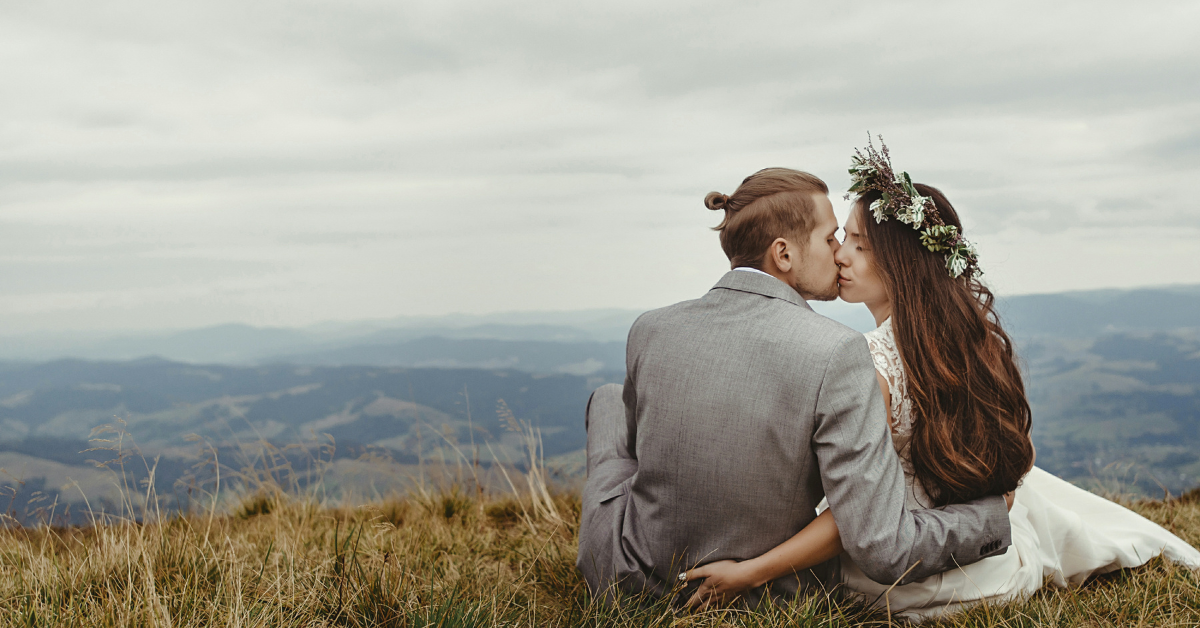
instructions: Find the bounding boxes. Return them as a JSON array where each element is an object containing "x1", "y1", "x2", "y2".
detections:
[{"x1": 769, "y1": 238, "x2": 792, "y2": 273}]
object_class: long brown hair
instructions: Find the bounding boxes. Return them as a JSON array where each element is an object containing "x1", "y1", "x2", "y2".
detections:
[
  {"x1": 858, "y1": 184, "x2": 1033, "y2": 506},
  {"x1": 705, "y1": 168, "x2": 828, "y2": 269}
]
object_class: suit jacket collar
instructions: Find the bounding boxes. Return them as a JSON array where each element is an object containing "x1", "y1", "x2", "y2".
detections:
[{"x1": 712, "y1": 270, "x2": 812, "y2": 310}]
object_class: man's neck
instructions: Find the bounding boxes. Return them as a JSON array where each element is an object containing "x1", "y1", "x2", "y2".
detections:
[{"x1": 733, "y1": 266, "x2": 800, "y2": 295}]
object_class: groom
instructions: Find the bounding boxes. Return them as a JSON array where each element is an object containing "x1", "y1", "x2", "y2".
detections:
[{"x1": 576, "y1": 168, "x2": 1013, "y2": 607}]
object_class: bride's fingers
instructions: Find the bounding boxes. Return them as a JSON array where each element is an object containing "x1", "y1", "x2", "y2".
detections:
[{"x1": 684, "y1": 566, "x2": 709, "y2": 582}]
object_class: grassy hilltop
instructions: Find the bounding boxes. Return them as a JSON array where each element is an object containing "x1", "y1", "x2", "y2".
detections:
[{"x1": 1, "y1": 479, "x2": 1198, "y2": 627}]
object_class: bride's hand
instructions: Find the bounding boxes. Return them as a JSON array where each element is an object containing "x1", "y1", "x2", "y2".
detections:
[{"x1": 684, "y1": 560, "x2": 760, "y2": 610}]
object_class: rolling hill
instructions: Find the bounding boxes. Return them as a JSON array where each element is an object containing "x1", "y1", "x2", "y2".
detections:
[{"x1": 0, "y1": 360, "x2": 621, "y2": 524}]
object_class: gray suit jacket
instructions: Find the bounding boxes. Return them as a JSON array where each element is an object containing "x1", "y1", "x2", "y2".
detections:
[{"x1": 607, "y1": 270, "x2": 1011, "y2": 602}]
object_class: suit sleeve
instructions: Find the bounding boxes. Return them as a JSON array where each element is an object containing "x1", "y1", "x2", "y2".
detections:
[
  {"x1": 812, "y1": 334, "x2": 1012, "y2": 585},
  {"x1": 621, "y1": 314, "x2": 646, "y2": 460}
]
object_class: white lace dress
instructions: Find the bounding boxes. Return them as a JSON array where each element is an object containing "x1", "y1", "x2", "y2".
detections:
[{"x1": 838, "y1": 318, "x2": 1200, "y2": 621}]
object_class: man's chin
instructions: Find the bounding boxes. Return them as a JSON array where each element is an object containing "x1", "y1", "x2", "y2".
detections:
[{"x1": 800, "y1": 283, "x2": 840, "y2": 302}]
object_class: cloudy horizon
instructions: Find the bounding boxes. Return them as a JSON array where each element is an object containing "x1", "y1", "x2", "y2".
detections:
[{"x1": 2, "y1": 0, "x2": 1198, "y2": 333}]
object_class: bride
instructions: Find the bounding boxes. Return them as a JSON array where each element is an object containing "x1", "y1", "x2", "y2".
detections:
[{"x1": 684, "y1": 140, "x2": 1200, "y2": 621}]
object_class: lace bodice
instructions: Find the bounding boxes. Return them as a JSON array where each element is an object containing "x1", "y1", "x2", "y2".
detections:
[
  {"x1": 864, "y1": 318, "x2": 913, "y2": 438},
  {"x1": 864, "y1": 318, "x2": 933, "y2": 508}
]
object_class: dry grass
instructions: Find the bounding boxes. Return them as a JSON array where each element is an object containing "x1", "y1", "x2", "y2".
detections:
[
  {"x1": 1, "y1": 417, "x2": 1197, "y2": 627},
  {"x1": 0, "y1": 484, "x2": 1195, "y2": 627}
]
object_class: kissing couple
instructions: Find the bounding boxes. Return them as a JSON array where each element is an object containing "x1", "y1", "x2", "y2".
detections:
[{"x1": 576, "y1": 140, "x2": 1200, "y2": 621}]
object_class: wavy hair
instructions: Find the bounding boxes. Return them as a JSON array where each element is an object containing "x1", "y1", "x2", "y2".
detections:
[{"x1": 858, "y1": 184, "x2": 1033, "y2": 506}]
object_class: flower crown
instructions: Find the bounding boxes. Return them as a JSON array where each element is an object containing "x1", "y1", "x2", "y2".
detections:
[{"x1": 845, "y1": 136, "x2": 981, "y2": 280}]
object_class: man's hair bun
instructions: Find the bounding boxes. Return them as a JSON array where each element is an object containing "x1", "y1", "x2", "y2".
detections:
[{"x1": 705, "y1": 192, "x2": 730, "y2": 211}]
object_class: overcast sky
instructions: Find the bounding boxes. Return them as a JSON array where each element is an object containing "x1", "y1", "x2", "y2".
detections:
[{"x1": 1, "y1": 0, "x2": 1198, "y2": 332}]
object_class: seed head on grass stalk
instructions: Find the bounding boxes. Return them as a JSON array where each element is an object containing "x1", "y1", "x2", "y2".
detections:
[{"x1": 495, "y1": 399, "x2": 563, "y2": 527}]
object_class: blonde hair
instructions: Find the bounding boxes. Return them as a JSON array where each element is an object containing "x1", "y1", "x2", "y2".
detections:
[{"x1": 705, "y1": 168, "x2": 829, "y2": 269}]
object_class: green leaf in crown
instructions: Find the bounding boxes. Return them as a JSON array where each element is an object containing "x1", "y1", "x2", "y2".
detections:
[
  {"x1": 947, "y1": 248, "x2": 970, "y2": 278},
  {"x1": 920, "y1": 224, "x2": 959, "y2": 252}
]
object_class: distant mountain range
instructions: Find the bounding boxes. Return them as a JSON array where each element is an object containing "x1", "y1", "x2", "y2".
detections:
[
  {"x1": 998, "y1": 284, "x2": 1200, "y2": 338},
  {"x1": 0, "y1": 310, "x2": 642, "y2": 371},
  {"x1": 3, "y1": 285, "x2": 1198, "y2": 371},
  {"x1": 0, "y1": 284, "x2": 1198, "y2": 523}
]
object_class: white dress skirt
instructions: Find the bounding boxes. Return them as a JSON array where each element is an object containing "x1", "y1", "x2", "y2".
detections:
[
  {"x1": 837, "y1": 319, "x2": 1200, "y2": 622},
  {"x1": 840, "y1": 466, "x2": 1200, "y2": 621}
]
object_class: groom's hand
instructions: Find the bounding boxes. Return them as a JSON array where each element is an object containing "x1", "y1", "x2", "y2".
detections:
[{"x1": 683, "y1": 560, "x2": 758, "y2": 611}]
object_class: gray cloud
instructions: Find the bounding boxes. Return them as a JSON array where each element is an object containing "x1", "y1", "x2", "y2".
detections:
[{"x1": 0, "y1": 0, "x2": 1197, "y2": 331}]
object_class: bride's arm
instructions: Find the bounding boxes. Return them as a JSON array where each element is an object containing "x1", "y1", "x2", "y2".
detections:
[
  {"x1": 685, "y1": 509, "x2": 843, "y2": 609},
  {"x1": 683, "y1": 371, "x2": 894, "y2": 609}
]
